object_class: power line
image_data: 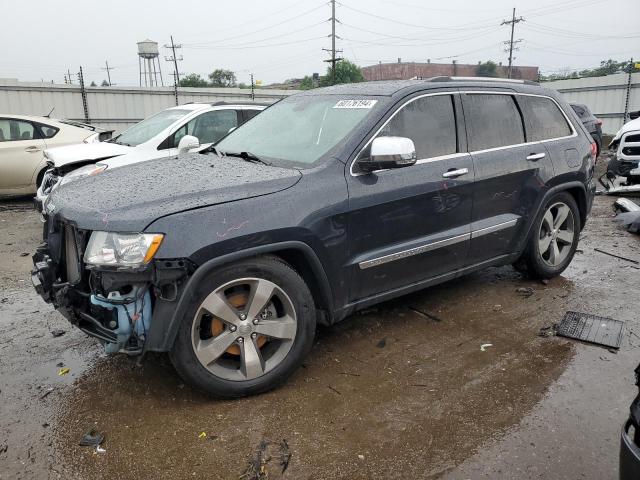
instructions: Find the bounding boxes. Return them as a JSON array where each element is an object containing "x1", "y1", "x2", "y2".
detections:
[
  {"x1": 164, "y1": 35, "x2": 183, "y2": 84},
  {"x1": 323, "y1": 0, "x2": 343, "y2": 85},
  {"x1": 501, "y1": 8, "x2": 524, "y2": 78},
  {"x1": 101, "y1": 60, "x2": 115, "y2": 86}
]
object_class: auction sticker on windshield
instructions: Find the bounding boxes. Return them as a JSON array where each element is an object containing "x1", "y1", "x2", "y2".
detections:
[{"x1": 333, "y1": 100, "x2": 378, "y2": 109}]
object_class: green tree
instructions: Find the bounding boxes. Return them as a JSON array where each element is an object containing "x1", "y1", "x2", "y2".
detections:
[
  {"x1": 476, "y1": 61, "x2": 498, "y2": 77},
  {"x1": 101, "y1": 79, "x2": 109, "y2": 87},
  {"x1": 89, "y1": 81, "x2": 97, "y2": 87},
  {"x1": 539, "y1": 59, "x2": 640, "y2": 82},
  {"x1": 209, "y1": 69, "x2": 237, "y2": 87},
  {"x1": 299, "y1": 76, "x2": 315, "y2": 90},
  {"x1": 319, "y1": 60, "x2": 364, "y2": 87},
  {"x1": 179, "y1": 73, "x2": 210, "y2": 87}
]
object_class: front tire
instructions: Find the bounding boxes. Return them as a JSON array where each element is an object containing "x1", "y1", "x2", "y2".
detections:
[
  {"x1": 516, "y1": 192, "x2": 580, "y2": 279},
  {"x1": 170, "y1": 256, "x2": 316, "y2": 398}
]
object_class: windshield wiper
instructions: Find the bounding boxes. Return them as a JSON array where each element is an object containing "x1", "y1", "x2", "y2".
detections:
[{"x1": 221, "y1": 150, "x2": 271, "y2": 166}]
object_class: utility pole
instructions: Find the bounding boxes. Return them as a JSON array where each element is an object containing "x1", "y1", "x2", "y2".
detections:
[
  {"x1": 164, "y1": 35, "x2": 183, "y2": 84},
  {"x1": 323, "y1": 0, "x2": 343, "y2": 85},
  {"x1": 101, "y1": 60, "x2": 115, "y2": 86},
  {"x1": 250, "y1": 73, "x2": 255, "y2": 100},
  {"x1": 67, "y1": 69, "x2": 73, "y2": 85},
  {"x1": 77, "y1": 66, "x2": 90, "y2": 123},
  {"x1": 501, "y1": 8, "x2": 524, "y2": 78},
  {"x1": 624, "y1": 57, "x2": 634, "y2": 122},
  {"x1": 170, "y1": 72, "x2": 179, "y2": 106}
]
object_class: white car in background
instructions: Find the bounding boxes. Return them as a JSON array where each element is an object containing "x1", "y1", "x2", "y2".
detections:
[
  {"x1": 0, "y1": 115, "x2": 112, "y2": 197},
  {"x1": 36, "y1": 102, "x2": 267, "y2": 209}
]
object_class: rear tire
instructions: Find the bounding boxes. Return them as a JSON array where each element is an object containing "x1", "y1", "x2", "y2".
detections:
[
  {"x1": 170, "y1": 256, "x2": 316, "y2": 398},
  {"x1": 516, "y1": 192, "x2": 580, "y2": 279}
]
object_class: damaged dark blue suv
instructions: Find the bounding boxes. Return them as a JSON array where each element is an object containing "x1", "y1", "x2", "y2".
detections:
[{"x1": 32, "y1": 78, "x2": 596, "y2": 397}]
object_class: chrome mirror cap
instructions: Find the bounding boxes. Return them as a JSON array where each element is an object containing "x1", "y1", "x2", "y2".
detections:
[{"x1": 359, "y1": 136, "x2": 417, "y2": 172}]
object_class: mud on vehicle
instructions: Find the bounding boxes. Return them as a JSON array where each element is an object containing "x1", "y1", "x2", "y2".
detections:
[{"x1": 32, "y1": 77, "x2": 596, "y2": 397}]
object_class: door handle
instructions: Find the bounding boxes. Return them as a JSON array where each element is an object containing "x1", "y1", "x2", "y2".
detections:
[
  {"x1": 25, "y1": 146, "x2": 41, "y2": 153},
  {"x1": 442, "y1": 167, "x2": 469, "y2": 178},
  {"x1": 526, "y1": 152, "x2": 546, "y2": 161}
]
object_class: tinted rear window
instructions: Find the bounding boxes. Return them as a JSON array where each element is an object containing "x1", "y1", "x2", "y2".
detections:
[
  {"x1": 377, "y1": 94, "x2": 457, "y2": 159},
  {"x1": 464, "y1": 94, "x2": 524, "y2": 151},
  {"x1": 519, "y1": 96, "x2": 573, "y2": 141}
]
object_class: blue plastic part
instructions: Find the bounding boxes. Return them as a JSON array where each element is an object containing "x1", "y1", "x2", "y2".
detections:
[{"x1": 90, "y1": 289, "x2": 152, "y2": 353}]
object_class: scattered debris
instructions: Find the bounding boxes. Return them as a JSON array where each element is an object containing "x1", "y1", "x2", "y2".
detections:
[
  {"x1": 39, "y1": 387, "x2": 54, "y2": 399},
  {"x1": 57, "y1": 367, "x2": 70, "y2": 376},
  {"x1": 492, "y1": 305, "x2": 502, "y2": 311},
  {"x1": 279, "y1": 440, "x2": 291, "y2": 473},
  {"x1": 541, "y1": 278, "x2": 550, "y2": 285},
  {"x1": 0, "y1": 444, "x2": 7, "y2": 455},
  {"x1": 358, "y1": 454, "x2": 365, "y2": 460},
  {"x1": 328, "y1": 385, "x2": 342, "y2": 395},
  {"x1": 614, "y1": 198, "x2": 640, "y2": 213},
  {"x1": 42, "y1": 422, "x2": 49, "y2": 428},
  {"x1": 408, "y1": 307, "x2": 442, "y2": 322},
  {"x1": 79, "y1": 428, "x2": 104, "y2": 447},
  {"x1": 538, "y1": 325, "x2": 557, "y2": 337},
  {"x1": 594, "y1": 248, "x2": 639, "y2": 264},
  {"x1": 614, "y1": 211, "x2": 640, "y2": 234},
  {"x1": 480, "y1": 343, "x2": 493, "y2": 352},
  {"x1": 515, "y1": 287, "x2": 534, "y2": 298},
  {"x1": 376, "y1": 338, "x2": 386, "y2": 348},
  {"x1": 50, "y1": 329, "x2": 66, "y2": 338},
  {"x1": 556, "y1": 311, "x2": 624, "y2": 349},
  {"x1": 95, "y1": 445, "x2": 107, "y2": 454},
  {"x1": 19, "y1": 252, "x2": 29, "y2": 257},
  {"x1": 199, "y1": 432, "x2": 207, "y2": 439},
  {"x1": 239, "y1": 440, "x2": 270, "y2": 480},
  {"x1": 55, "y1": 362, "x2": 64, "y2": 368}
]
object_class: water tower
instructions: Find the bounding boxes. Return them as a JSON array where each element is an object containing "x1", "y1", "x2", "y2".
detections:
[{"x1": 137, "y1": 39, "x2": 164, "y2": 87}]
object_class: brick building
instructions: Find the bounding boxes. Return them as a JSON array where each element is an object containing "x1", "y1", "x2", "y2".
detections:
[{"x1": 361, "y1": 61, "x2": 539, "y2": 82}]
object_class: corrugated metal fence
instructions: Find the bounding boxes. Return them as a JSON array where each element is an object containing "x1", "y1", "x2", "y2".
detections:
[
  {"x1": 544, "y1": 72, "x2": 640, "y2": 135},
  {"x1": 0, "y1": 79, "x2": 296, "y2": 133}
]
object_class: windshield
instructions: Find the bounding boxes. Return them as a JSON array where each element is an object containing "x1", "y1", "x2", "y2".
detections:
[
  {"x1": 215, "y1": 95, "x2": 382, "y2": 167},
  {"x1": 114, "y1": 109, "x2": 190, "y2": 146}
]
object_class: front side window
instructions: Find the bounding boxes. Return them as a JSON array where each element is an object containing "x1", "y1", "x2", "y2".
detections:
[
  {"x1": 464, "y1": 94, "x2": 525, "y2": 151},
  {"x1": 115, "y1": 108, "x2": 191, "y2": 147},
  {"x1": 373, "y1": 94, "x2": 457, "y2": 160},
  {"x1": 216, "y1": 95, "x2": 382, "y2": 167},
  {"x1": 0, "y1": 119, "x2": 36, "y2": 142},
  {"x1": 520, "y1": 96, "x2": 573, "y2": 141},
  {"x1": 174, "y1": 110, "x2": 239, "y2": 147}
]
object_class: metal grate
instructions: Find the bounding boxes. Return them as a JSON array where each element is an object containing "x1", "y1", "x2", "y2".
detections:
[{"x1": 557, "y1": 311, "x2": 624, "y2": 349}]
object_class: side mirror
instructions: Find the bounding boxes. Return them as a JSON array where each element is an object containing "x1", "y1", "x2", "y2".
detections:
[
  {"x1": 177, "y1": 135, "x2": 200, "y2": 153},
  {"x1": 630, "y1": 111, "x2": 640, "y2": 120},
  {"x1": 358, "y1": 136, "x2": 417, "y2": 173}
]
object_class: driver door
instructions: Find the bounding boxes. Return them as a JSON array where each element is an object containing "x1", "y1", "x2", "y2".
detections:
[{"x1": 345, "y1": 92, "x2": 475, "y2": 302}]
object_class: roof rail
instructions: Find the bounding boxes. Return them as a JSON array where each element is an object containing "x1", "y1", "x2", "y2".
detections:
[
  {"x1": 425, "y1": 76, "x2": 539, "y2": 86},
  {"x1": 210, "y1": 101, "x2": 270, "y2": 107}
]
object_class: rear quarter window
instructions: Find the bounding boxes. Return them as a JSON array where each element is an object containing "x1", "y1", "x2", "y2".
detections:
[
  {"x1": 519, "y1": 96, "x2": 573, "y2": 141},
  {"x1": 463, "y1": 94, "x2": 525, "y2": 151}
]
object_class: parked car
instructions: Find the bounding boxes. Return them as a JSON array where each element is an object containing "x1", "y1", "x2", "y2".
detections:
[
  {"x1": 31, "y1": 78, "x2": 596, "y2": 397},
  {"x1": 0, "y1": 115, "x2": 112, "y2": 198},
  {"x1": 35, "y1": 102, "x2": 267, "y2": 210},
  {"x1": 600, "y1": 115, "x2": 640, "y2": 194},
  {"x1": 570, "y1": 103, "x2": 603, "y2": 156},
  {"x1": 620, "y1": 362, "x2": 640, "y2": 480}
]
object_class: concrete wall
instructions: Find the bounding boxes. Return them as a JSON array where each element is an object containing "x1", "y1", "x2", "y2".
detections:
[
  {"x1": 361, "y1": 62, "x2": 539, "y2": 82},
  {"x1": 0, "y1": 79, "x2": 296, "y2": 134},
  {"x1": 544, "y1": 72, "x2": 640, "y2": 134}
]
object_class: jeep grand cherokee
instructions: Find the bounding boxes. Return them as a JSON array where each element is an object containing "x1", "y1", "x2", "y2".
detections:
[{"x1": 32, "y1": 77, "x2": 596, "y2": 397}]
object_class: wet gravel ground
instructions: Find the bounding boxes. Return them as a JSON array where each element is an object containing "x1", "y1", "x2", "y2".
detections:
[{"x1": 1, "y1": 183, "x2": 639, "y2": 479}]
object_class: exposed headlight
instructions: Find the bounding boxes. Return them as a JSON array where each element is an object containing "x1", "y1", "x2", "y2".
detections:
[
  {"x1": 83, "y1": 132, "x2": 101, "y2": 144},
  {"x1": 84, "y1": 232, "x2": 164, "y2": 267},
  {"x1": 60, "y1": 163, "x2": 107, "y2": 186}
]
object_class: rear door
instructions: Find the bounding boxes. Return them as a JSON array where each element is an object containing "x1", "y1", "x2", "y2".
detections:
[
  {"x1": 461, "y1": 92, "x2": 554, "y2": 264},
  {"x1": 346, "y1": 92, "x2": 475, "y2": 302},
  {"x1": 0, "y1": 118, "x2": 47, "y2": 193}
]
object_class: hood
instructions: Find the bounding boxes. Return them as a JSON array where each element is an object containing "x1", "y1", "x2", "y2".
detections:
[
  {"x1": 611, "y1": 117, "x2": 640, "y2": 146},
  {"x1": 45, "y1": 142, "x2": 132, "y2": 168},
  {"x1": 46, "y1": 153, "x2": 302, "y2": 232}
]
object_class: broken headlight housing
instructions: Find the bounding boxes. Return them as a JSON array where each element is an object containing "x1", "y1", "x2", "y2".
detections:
[{"x1": 84, "y1": 232, "x2": 164, "y2": 268}]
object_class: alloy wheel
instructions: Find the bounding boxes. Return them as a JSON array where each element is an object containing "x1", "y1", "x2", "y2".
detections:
[
  {"x1": 538, "y1": 201, "x2": 575, "y2": 267},
  {"x1": 191, "y1": 278, "x2": 297, "y2": 381}
]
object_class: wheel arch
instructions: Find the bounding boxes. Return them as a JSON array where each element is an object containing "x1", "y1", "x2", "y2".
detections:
[{"x1": 151, "y1": 241, "x2": 334, "y2": 352}]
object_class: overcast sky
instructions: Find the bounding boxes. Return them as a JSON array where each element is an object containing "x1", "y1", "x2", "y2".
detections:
[{"x1": 2, "y1": 0, "x2": 638, "y2": 86}]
